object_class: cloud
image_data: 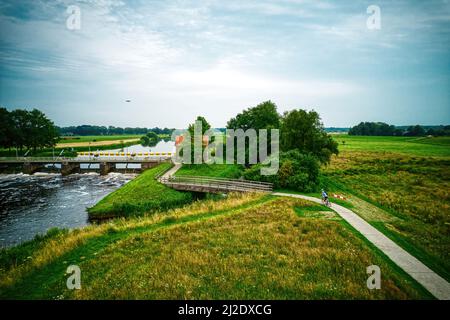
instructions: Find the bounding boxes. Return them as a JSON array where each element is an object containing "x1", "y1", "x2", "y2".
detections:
[{"x1": 0, "y1": 0, "x2": 449, "y2": 127}]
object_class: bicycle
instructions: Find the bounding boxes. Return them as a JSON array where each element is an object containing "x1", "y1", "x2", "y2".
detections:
[{"x1": 322, "y1": 197, "x2": 331, "y2": 207}]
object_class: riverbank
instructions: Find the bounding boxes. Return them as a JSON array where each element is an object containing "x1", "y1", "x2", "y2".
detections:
[
  {"x1": 0, "y1": 193, "x2": 432, "y2": 299},
  {"x1": 87, "y1": 163, "x2": 193, "y2": 219}
]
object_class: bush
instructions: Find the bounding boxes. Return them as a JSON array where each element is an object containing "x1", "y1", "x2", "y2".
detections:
[{"x1": 243, "y1": 149, "x2": 320, "y2": 192}]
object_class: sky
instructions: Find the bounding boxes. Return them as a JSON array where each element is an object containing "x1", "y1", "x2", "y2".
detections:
[{"x1": 0, "y1": 0, "x2": 449, "y2": 128}]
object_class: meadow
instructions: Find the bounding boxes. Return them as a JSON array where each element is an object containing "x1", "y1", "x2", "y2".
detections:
[
  {"x1": 0, "y1": 193, "x2": 431, "y2": 299},
  {"x1": 58, "y1": 135, "x2": 141, "y2": 144},
  {"x1": 87, "y1": 163, "x2": 193, "y2": 219},
  {"x1": 175, "y1": 163, "x2": 244, "y2": 179},
  {"x1": 57, "y1": 136, "x2": 140, "y2": 148},
  {"x1": 323, "y1": 134, "x2": 450, "y2": 281},
  {"x1": 333, "y1": 134, "x2": 450, "y2": 157}
]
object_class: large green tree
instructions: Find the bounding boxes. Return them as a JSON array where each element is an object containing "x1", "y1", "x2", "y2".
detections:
[
  {"x1": 280, "y1": 109, "x2": 338, "y2": 164},
  {"x1": 188, "y1": 116, "x2": 211, "y2": 136},
  {"x1": 0, "y1": 107, "x2": 14, "y2": 149},
  {"x1": 0, "y1": 108, "x2": 59, "y2": 152},
  {"x1": 183, "y1": 116, "x2": 212, "y2": 163},
  {"x1": 226, "y1": 100, "x2": 280, "y2": 130}
]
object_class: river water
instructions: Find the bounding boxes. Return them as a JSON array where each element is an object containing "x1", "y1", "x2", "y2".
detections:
[
  {"x1": 0, "y1": 172, "x2": 136, "y2": 248},
  {"x1": 0, "y1": 141, "x2": 179, "y2": 248},
  {"x1": 0, "y1": 141, "x2": 176, "y2": 248}
]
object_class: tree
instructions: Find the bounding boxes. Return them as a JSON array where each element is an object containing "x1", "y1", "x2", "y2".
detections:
[
  {"x1": 348, "y1": 122, "x2": 399, "y2": 136},
  {"x1": 226, "y1": 100, "x2": 280, "y2": 130},
  {"x1": 226, "y1": 101, "x2": 281, "y2": 163},
  {"x1": 243, "y1": 150, "x2": 320, "y2": 192},
  {"x1": 188, "y1": 116, "x2": 211, "y2": 136},
  {"x1": 0, "y1": 107, "x2": 13, "y2": 149},
  {"x1": 9, "y1": 109, "x2": 29, "y2": 151},
  {"x1": 182, "y1": 116, "x2": 212, "y2": 163},
  {"x1": 280, "y1": 109, "x2": 338, "y2": 164},
  {"x1": 28, "y1": 109, "x2": 59, "y2": 151},
  {"x1": 405, "y1": 125, "x2": 426, "y2": 137},
  {"x1": 1, "y1": 108, "x2": 59, "y2": 152},
  {"x1": 140, "y1": 131, "x2": 160, "y2": 147}
]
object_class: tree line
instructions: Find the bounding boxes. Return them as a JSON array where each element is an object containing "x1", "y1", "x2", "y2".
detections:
[
  {"x1": 0, "y1": 107, "x2": 59, "y2": 151},
  {"x1": 349, "y1": 122, "x2": 450, "y2": 136},
  {"x1": 58, "y1": 125, "x2": 174, "y2": 136}
]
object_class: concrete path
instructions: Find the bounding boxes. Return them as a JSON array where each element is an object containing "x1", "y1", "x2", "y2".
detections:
[
  {"x1": 273, "y1": 192, "x2": 450, "y2": 300},
  {"x1": 159, "y1": 163, "x2": 181, "y2": 180}
]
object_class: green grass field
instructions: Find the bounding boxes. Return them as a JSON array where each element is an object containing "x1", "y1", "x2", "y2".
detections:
[
  {"x1": 176, "y1": 164, "x2": 244, "y2": 179},
  {"x1": 334, "y1": 134, "x2": 450, "y2": 157},
  {"x1": 87, "y1": 163, "x2": 193, "y2": 219},
  {"x1": 324, "y1": 134, "x2": 450, "y2": 281},
  {"x1": 0, "y1": 193, "x2": 432, "y2": 299},
  {"x1": 58, "y1": 135, "x2": 141, "y2": 144}
]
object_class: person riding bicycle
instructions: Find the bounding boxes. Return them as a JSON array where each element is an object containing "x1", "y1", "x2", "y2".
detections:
[{"x1": 321, "y1": 189, "x2": 329, "y2": 203}]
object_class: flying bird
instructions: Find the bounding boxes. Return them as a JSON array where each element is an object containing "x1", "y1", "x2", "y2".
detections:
[{"x1": 125, "y1": 99, "x2": 131, "y2": 102}]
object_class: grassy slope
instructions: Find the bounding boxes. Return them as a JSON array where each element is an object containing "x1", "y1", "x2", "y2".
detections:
[
  {"x1": 176, "y1": 163, "x2": 244, "y2": 179},
  {"x1": 87, "y1": 163, "x2": 192, "y2": 218},
  {"x1": 0, "y1": 194, "x2": 432, "y2": 299},
  {"x1": 324, "y1": 135, "x2": 450, "y2": 281}
]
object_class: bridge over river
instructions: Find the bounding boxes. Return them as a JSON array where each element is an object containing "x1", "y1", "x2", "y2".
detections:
[
  {"x1": 0, "y1": 156, "x2": 171, "y2": 175},
  {"x1": 0, "y1": 157, "x2": 273, "y2": 193}
]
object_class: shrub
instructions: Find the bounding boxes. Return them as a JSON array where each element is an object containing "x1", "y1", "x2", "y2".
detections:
[{"x1": 243, "y1": 149, "x2": 320, "y2": 192}]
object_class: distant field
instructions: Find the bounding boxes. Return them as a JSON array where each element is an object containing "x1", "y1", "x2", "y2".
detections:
[
  {"x1": 59, "y1": 135, "x2": 141, "y2": 143},
  {"x1": 0, "y1": 135, "x2": 141, "y2": 157},
  {"x1": 57, "y1": 135, "x2": 140, "y2": 148},
  {"x1": 333, "y1": 134, "x2": 450, "y2": 157},
  {"x1": 324, "y1": 134, "x2": 450, "y2": 281},
  {"x1": 0, "y1": 194, "x2": 430, "y2": 299}
]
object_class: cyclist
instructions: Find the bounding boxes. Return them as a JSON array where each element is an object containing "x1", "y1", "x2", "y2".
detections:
[{"x1": 321, "y1": 189, "x2": 330, "y2": 206}]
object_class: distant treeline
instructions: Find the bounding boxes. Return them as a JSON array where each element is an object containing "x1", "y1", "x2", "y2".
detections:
[
  {"x1": 349, "y1": 122, "x2": 450, "y2": 137},
  {"x1": 58, "y1": 125, "x2": 174, "y2": 136}
]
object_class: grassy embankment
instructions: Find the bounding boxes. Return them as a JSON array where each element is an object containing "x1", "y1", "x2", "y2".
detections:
[
  {"x1": 0, "y1": 193, "x2": 432, "y2": 299},
  {"x1": 87, "y1": 163, "x2": 193, "y2": 219},
  {"x1": 321, "y1": 134, "x2": 450, "y2": 281}
]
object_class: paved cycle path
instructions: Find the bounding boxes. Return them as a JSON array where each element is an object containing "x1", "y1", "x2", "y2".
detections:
[{"x1": 273, "y1": 192, "x2": 450, "y2": 300}]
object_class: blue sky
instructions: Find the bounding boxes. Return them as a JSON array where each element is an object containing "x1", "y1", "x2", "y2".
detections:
[{"x1": 0, "y1": 0, "x2": 449, "y2": 128}]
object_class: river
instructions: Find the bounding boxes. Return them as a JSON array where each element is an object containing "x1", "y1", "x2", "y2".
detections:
[
  {"x1": 0, "y1": 141, "x2": 176, "y2": 248},
  {"x1": 0, "y1": 172, "x2": 136, "y2": 248}
]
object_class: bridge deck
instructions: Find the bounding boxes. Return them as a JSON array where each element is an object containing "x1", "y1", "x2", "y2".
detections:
[{"x1": 159, "y1": 175, "x2": 273, "y2": 193}]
